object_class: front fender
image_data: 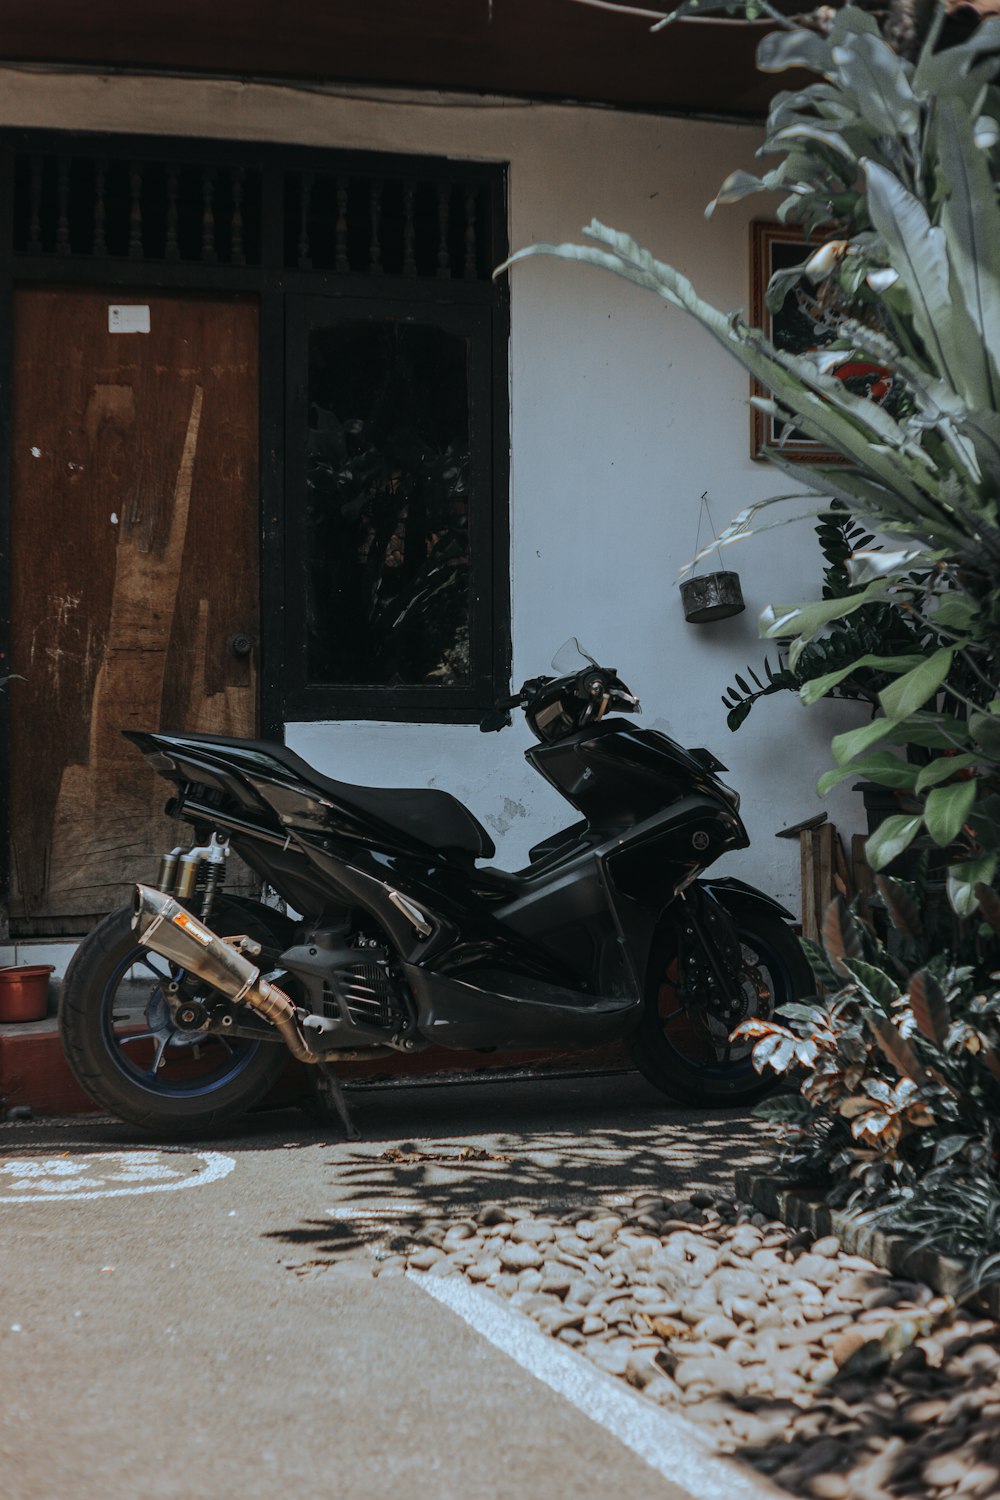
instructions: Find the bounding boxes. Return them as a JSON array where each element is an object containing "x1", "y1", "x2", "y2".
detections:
[{"x1": 698, "y1": 877, "x2": 796, "y2": 924}]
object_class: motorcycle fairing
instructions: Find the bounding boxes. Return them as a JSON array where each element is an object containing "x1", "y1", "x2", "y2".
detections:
[{"x1": 124, "y1": 723, "x2": 751, "y2": 1056}]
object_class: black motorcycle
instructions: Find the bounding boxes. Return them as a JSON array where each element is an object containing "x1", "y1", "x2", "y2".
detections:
[{"x1": 59, "y1": 640, "x2": 810, "y2": 1136}]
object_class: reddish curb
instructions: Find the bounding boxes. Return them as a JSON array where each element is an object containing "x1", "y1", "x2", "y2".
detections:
[{"x1": 0, "y1": 1017, "x2": 631, "y2": 1118}]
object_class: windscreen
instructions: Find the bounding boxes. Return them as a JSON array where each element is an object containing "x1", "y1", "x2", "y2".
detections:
[{"x1": 550, "y1": 638, "x2": 599, "y2": 674}]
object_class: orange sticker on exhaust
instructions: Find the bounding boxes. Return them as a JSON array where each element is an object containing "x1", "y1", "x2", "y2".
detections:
[{"x1": 171, "y1": 910, "x2": 213, "y2": 946}]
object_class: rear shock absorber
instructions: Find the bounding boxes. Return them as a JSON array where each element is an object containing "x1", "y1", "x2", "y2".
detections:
[
  {"x1": 154, "y1": 834, "x2": 230, "y2": 920},
  {"x1": 198, "y1": 834, "x2": 229, "y2": 923}
]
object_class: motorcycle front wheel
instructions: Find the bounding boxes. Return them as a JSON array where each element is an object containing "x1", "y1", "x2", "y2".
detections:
[
  {"x1": 627, "y1": 892, "x2": 812, "y2": 1107},
  {"x1": 59, "y1": 900, "x2": 290, "y2": 1137}
]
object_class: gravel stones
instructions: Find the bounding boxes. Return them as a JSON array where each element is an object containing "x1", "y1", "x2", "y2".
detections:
[
  {"x1": 499, "y1": 1241, "x2": 543, "y2": 1271},
  {"x1": 390, "y1": 1190, "x2": 1000, "y2": 1500}
]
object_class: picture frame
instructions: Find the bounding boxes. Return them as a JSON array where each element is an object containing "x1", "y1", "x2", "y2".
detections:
[{"x1": 749, "y1": 221, "x2": 845, "y2": 464}]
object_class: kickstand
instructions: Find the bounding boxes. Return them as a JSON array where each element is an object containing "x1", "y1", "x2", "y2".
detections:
[{"x1": 310, "y1": 1062, "x2": 361, "y2": 1141}]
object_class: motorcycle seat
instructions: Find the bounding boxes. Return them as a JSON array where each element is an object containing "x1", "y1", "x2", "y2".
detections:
[
  {"x1": 233, "y1": 739, "x2": 496, "y2": 859},
  {"x1": 136, "y1": 731, "x2": 498, "y2": 860},
  {"x1": 307, "y1": 770, "x2": 497, "y2": 861}
]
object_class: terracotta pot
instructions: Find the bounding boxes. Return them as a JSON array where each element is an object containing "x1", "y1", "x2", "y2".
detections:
[{"x1": 0, "y1": 964, "x2": 55, "y2": 1022}]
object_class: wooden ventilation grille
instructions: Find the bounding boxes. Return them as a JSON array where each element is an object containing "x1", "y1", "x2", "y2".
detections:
[
  {"x1": 284, "y1": 172, "x2": 494, "y2": 280},
  {"x1": 12, "y1": 154, "x2": 263, "y2": 266}
]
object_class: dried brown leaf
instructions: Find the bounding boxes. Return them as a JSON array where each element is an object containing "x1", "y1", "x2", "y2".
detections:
[
  {"x1": 821, "y1": 895, "x2": 867, "y2": 978},
  {"x1": 875, "y1": 875, "x2": 921, "y2": 936},
  {"x1": 868, "y1": 1013, "x2": 925, "y2": 1083},
  {"x1": 908, "y1": 969, "x2": 949, "y2": 1047}
]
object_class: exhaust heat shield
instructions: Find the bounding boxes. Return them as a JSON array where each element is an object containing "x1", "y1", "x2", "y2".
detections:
[{"x1": 131, "y1": 884, "x2": 322, "y2": 1063}]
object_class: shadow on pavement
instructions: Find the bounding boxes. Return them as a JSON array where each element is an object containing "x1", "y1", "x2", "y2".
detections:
[{"x1": 262, "y1": 1076, "x2": 772, "y2": 1263}]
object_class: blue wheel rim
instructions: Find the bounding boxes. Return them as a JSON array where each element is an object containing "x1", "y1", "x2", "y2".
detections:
[{"x1": 99, "y1": 943, "x2": 263, "y2": 1098}]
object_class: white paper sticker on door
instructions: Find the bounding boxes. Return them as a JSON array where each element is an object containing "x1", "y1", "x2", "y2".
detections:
[{"x1": 108, "y1": 304, "x2": 151, "y2": 334}]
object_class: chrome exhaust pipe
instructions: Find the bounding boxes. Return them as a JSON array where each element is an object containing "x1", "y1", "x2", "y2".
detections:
[{"x1": 131, "y1": 884, "x2": 323, "y2": 1065}]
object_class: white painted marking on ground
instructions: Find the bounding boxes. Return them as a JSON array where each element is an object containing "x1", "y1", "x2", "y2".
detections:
[
  {"x1": 0, "y1": 1150, "x2": 235, "y2": 1203},
  {"x1": 326, "y1": 1203, "x2": 426, "y2": 1219},
  {"x1": 411, "y1": 1273, "x2": 781, "y2": 1500},
  {"x1": 326, "y1": 1193, "x2": 637, "y2": 1222}
]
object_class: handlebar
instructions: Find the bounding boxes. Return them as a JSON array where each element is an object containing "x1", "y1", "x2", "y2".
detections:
[{"x1": 479, "y1": 665, "x2": 640, "y2": 735}]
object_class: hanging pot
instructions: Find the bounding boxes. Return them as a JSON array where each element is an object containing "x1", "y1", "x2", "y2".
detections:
[{"x1": 680, "y1": 571, "x2": 745, "y2": 624}]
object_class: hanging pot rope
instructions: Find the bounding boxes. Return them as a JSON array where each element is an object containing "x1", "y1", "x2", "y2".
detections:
[{"x1": 680, "y1": 491, "x2": 745, "y2": 624}]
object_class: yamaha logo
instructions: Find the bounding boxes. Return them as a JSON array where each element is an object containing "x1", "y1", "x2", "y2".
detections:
[{"x1": 692, "y1": 831, "x2": 710, "y2": 852}]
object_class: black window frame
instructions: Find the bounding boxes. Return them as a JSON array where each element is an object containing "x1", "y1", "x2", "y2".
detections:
[{"x1": 283, "y1": 287, "x2": 499, "y2": 721}]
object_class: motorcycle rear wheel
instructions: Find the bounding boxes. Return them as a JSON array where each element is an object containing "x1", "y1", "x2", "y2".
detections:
[
  {"x1": 628, "y1": 893, "x2": 812, "y2": 1107},
  {"x1": 59, "y1": 899, "x2": 290, "y2": 1137}
]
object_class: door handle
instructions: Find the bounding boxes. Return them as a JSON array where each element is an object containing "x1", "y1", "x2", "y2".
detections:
[{"x1": 228, "y1": 633, "x2": 254, "y2": 659}]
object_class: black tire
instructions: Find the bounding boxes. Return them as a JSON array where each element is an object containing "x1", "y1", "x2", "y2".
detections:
[
  {"x1": 627, "y1": 893, "x2": 812, "y2": 1107},
  {"x1": 59, "y1": 898, "x2": 291, "y2": 1137}
]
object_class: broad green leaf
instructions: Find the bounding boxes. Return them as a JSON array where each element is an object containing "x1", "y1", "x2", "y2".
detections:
[
  {"x1": 765, "y1": 265, "x2": 808, "y2": 314},
  {"x1": 799, "y1": 653, "x2": 928, "y2": 705},
  {"x1": 764, "y1": 453, "x2": 955, "y2": 547},
  {"x1": 707, "y1": 169, "x2": 776, "y2": 215},
  {"x1": 846, "y1": 549, "x2": 934, "y2": 586},
  {"x1": 864, "y1": 160, "x2": 986, "y2": 406},
  {"x1": 829, "y1": 5, "x2": 885, "y2": 40},
  {"x1": 947, "y1": 853, "x2": 999, "y2": 917},
  {"x1": 818, "y1": 752, "x2": 918, "y2": 797},
  {"x1": 924, "y1": 779, "x2": 978, "y2": 846},
  {"x1": 878, "y1": 648, "x2": 954, "y2": 719},
  {"x1": 899, "y1": 713, "x2": 971, "y2": 749},
  {"x1": 840, "y1": 957, "x2": 902, "y2": 1007},
  {"x1": 866, "y1": 814, "x2": 923, "y2": 871},
  {"x1": 772, "y1": 123, "x2": 858, "y2": 166},
  {"x1": 933, "y1": 594, "x2": 978, "y2": 632},
  {"x1": 970, "y1": 709, "x2": 1000, "y2": 759},
  {"x1": 760, "y1": 578, "x2": 891, "y2": 642},
  {"x1": 756, "y1": 29, "x2": 834, "y2": 76},
  {"x1": 831, "y1": 33, "x2": 920, "y2": 138},
  {"x1": 915, "y1": 754, "x2": 981, "y2": 792},
  {"x1": 934, "y1": 98, "x2": 1000, "y2": 410},
  {"x1": 913, "y1": 18, "x2": 1000, "y2": 102},
  {"x1": 832, "y1": 717, "x2": 900, "y2": 766}
]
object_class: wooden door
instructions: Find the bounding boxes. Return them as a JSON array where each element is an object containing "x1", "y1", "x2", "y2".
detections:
[{"x1": 9, "y1": 289, "x2": 259, "y2": 934}]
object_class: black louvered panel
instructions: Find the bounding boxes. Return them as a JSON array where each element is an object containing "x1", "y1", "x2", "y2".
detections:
[
  {"x1": 92, "y1": 159, "x2": 108, "y2": 256},
  {"x1": 10, "y1": 149, "x2": 492, "y2": 281},
  {"x1": 283, "y1": 169, "x2": 492, "y2": 280},
  {"x1": 201, "y1": 168, "x2": 218, "y2": 264},
  {"x1": 128, "y1": 163, "x2": 143, "y2": 258},
  {"x1": 321, "y1": 963, "x2": 398, "y2": 1030},
  {"x1": 11, "y1": 153, "x2": 263, "y2": 266}
]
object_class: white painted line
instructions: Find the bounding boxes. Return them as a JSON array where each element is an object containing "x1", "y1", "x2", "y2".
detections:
[
  {"x1": 410, "y1": 1273, "x2": 782, "y2": 1500},
  {"x1": 0, "y1": 1150, "x2": 235, "y2": 1203},
  {"x1": 326, "y1": 1203, "x2": 426, "y2": 1219},
  {"x1": 326, "y1": 1193, "x2": 638, "y2": 1221}
]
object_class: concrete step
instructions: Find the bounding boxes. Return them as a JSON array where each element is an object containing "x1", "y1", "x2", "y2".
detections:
[{"x1": 0, "y1": 1010, "x2": 629, "y2": 1119}]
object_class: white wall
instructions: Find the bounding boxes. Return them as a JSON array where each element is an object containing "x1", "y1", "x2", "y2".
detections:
[{"x1": 0, "y1": 70, "x2": 869, "y2": 912}]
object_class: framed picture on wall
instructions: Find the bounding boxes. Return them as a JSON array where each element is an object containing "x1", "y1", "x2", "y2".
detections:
[{"x1": 749, "y1": 222, "x2": 847, "y2": 464}]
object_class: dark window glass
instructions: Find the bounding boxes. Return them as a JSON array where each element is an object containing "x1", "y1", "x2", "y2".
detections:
[{"x1": 304, "y1": 319, "x2": 472, "y2": 688}]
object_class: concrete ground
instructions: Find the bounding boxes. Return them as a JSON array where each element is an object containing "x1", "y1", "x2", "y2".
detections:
[{"x1": 0, "y1": 1070, "x2": 777, "y2": 1500}]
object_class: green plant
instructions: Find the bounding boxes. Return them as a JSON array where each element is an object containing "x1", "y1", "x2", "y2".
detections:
[
  {"x1": 736, "y1": 884, "x2": 1000, "y2": 1284},
  {"x1": 519, "y1": 0, "x2": 1000, "y2": 1290},
  {"x1": 721, "y1": 503, "x2": 927, "y2": 729},
  {"x1": 500, "y1": 5, "x2": 1000, "y2": 912}
]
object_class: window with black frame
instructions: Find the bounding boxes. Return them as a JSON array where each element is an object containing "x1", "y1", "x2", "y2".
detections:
[{"x1": 284, "y1": 293, "x2": 505, "y2": 721}]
